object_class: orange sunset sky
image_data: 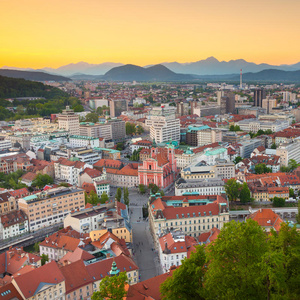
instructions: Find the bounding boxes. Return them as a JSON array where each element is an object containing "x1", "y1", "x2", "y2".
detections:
[{"x1": 0, "y1": 0, "x2": 299, "y2": 68}]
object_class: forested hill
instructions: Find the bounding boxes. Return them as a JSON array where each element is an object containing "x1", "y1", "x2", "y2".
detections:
[
  {"x1": 0, "y1": 69, "x2": 71, "y2": 82},
  {"x1": 0, "y1": 75, "x2": 68, "y2": 99}
]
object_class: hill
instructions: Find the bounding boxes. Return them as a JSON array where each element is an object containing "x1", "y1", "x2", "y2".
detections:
[
  {"x1": 237, "y1": 69, "x2": 300, "y2": 82},
  {"x1": 103, "y1": 64, "x2": 193, "y2": 81},
  {"x1": 0, "y1": 75, "x2": 68, "y2": 99},
  {"x1": 0, "y1": 69, "x2": 71, "y2": 82}
]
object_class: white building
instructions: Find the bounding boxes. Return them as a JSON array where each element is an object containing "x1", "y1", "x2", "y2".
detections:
[
  {"x1": 276, "y1": 140, "x2": 300, "y2": 167},
  {"x1": 0, "y1": 210, "x2": 29, "y2": 240},
  {"x1": 69, "y1": 135, "x2": 100, "y2": 148},
  {"x1": 0, "y1": 137, "x2": 12, "y2": 151},
  {"x1": 175, "y1": 178, "x2": 225, "y2": 196},
  {"x1": 130, "y1": 139, "x2": 152, "y2": 154},
  {"x1": 58, "y1": 106, "x2": 80, "y2": 135},
  {"x1": 196, "y1": 148, "x2": 229, "y2": 166},
  {"x1": 237, "y1": 119, "x2": 289, "y2": 133},
  {"x1": 146, "y1": 105, "x2": 180, "y2": 143}
]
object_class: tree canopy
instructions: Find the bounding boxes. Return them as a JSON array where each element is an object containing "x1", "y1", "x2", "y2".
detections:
[
  {"x1": 224, "y1": 178, "x2": 241, "y2": 202},
  {"x1": 32, "y1": 174, "x2": 54, "y2": 188},
  {"x1": 255, "y1": 163, "x2": 272, "y2": 174}
]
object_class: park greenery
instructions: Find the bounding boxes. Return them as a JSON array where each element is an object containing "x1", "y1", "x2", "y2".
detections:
[
  {"x1": 272, "y1": 196, "x2": 286, "y2": 207},
  {"x1": 160, "y1": 220, "x2": 300, "y2": 300},
  {"x1": 255, "y1": 163, "x2": 272, "y2": 174},
  {"x1": 0, "y1": 170, "x2": 27, "y2": 190},
  {"x1": 249, "y1": 129, "x2": 273, "y2": 138},
  {"x1": 130, "y1": 149, "x2": 141, "y2": 161},
  {"x1": 229, "y1": 124, "x2": 241, "y2": 131},
  {"x1": 138, "y1": 184, "x2": 146, "y2": 194},
  {"x1": 280, "y1": 159, "x2": 300, "y2": 173},
  {"x1": 32, "y1": 174, "x2": 54, "y2": 188}
]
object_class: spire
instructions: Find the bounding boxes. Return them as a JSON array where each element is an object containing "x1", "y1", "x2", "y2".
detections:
[
  {"x1": 152, "y1": 138, "x2": 157, "y2": 148},
  {"x1": 109, "y1": 260, "x2": 120, "y2": 276}
]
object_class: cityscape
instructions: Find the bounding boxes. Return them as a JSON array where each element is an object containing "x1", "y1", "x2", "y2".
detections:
[{"x1": 0, "y1": 1, "x2": 300, "y2": 300}]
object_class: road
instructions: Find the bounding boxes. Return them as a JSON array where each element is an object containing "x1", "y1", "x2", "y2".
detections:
[{"x1": 127, "y1": 189, "x2": 162, "y2": 280}]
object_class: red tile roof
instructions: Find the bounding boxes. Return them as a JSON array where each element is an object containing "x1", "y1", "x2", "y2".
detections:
[
  {"x1": 9, "y1": 188, "x2": 30, "y2": 199},
  {"x1": 0, "y1": 283, "x2": 22, "y2": 300},
  {"x1": 81, "y1": 167, "x2": 102, "y2": 178},
  {"x1": 247, "y1": 208, "x2": 283, "y2": 231}
]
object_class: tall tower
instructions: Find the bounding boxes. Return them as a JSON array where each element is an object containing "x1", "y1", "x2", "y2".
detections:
[{"x1": 240, "y1": 69, "x2": 243, "y2": 89}]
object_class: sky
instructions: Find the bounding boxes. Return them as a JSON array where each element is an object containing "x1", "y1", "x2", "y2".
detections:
[{"x1": 0, "y1": 0, "x2": 299, "y2": 68}]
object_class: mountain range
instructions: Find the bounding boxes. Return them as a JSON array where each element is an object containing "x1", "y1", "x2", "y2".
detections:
[{"x1": 2, "y1": 57, "x2": 300, "y2": 76}]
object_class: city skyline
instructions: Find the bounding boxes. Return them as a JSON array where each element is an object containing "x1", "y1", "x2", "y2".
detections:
[{"x1": 1, "y1": 0, "x2": 299, "y2": 68}]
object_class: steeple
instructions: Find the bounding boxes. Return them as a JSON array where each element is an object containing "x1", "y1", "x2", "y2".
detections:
[
  {"x1": 152, "y1": 138, "x2": 157, "y2": 148},
  {"x1": 109, "y1": 260, "x2": 120, "y2": 276}
]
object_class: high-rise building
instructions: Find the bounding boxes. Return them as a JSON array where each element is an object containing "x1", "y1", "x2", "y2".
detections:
[
  {"x1": 79, "y1": 122, "x2": 112, "y2": 140},
  {"x1": 110, "y1": 99, "x2": 128, "y2": 117},
  {"x1": 262, "y1": 98, "x2": 277, "y2": 114},
  {"x1": 108, "y1": 118, "x2": 126, "y2": 142},
  {"x1": 146, "y1": 104, "x2": 180, "y2": 143},
  {"x1": 253, "y1": 89, "x2": 266, "y2": 107},
  {"x1": 58, "y1": 106, "x2": 80, "y2": 135}
]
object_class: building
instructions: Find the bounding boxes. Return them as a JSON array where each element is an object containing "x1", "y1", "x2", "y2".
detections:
[
  {"x1": 108, "y1": 119, "x2": 126, "y2": 142},
  {"x1": 262, "y1": 98, "x2": 277, "y2": 114},
  {"x1": 0, "y1": 153, "x2": 32, "y2": 174},
  {"x1": 130, "y1": 139, "x2": 152, "y2": 153},
  {"x1": 146, "y1": 105, "x2": 180, "y2": 143},
  {"x1": 246, "y1": 208, "x2": 283, "y2": 232},
  {"x1": 149, "y1": 194, "x2": 229, "y2": 243},
  {"x1": 186, "y1": 125, "x2": 222, "y2": 147},
  {"x1": 58, "y1": 106, "x2": 80, "y2": 135},
  {"x1": 175, "y1": 177, "x2": 225, "y2": 196},
  {"x1": 0, "y1": 136, "x2": 12, "y2": 151},
  {"x1": 138, "y1": 146, "x2": 178, "y2": 189},
  {"x1": 158, "y1": 231, "x2": 198, "y2": 273},
  {"x1": 0, "y1": 210, "x2": 29, "y2": 240},
  {"x1": 198, "y1": 227, "x2": 220, "y2": 245},
  {"x1": 78, "y1": 167, "x2": 105, "y2": 187},
  {"x1": 0, "y1": 192, "x2": 17, "y2": 215},
  {"x1": 12, "y1": 261, "x2": 66, "y2": 300},
  {"x1": 79, "y1": 122, "x2": 112, "y2": 140},
  {"x1": 89, "y1": 98, "x2": 109, "y2": 110},
  {"x1": 237, "y1": 119, "x2": 289, "y2": 133},
  {"x1": 239, "y1": 139, "x2": 264, "y2": 158},
  {"x1": 253, "y1": 89, "x2": 266, "y2": 107},
  {"x1": 60, "y1": 259, "x2": 93, "y2": 300},
  {"x1": 69, "y1": 135, "x2": 100, "y2": 148},
  {"x1": 276, "y1": 141, "x2": 300, "y2": 166},
  {"x1": 176, "y1": 102, "x2": 189, "y2": 116},
  {"x1": 18, "y1": 187, "x2": 85, "y2": 231},
  {"x1": 110, "y1": 99, "x2": 128, "y2": 117}
]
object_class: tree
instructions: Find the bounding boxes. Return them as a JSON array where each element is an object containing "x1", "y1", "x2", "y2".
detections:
[
  {"x1": 96, "y1": 105, "x2": 110, "y2": 115},
  {"x1": 233, "y1": 156, "x2": 243, "y2": 164},
  {"x1": 92, "y1": 272, "x2": 127, "y2": 300},
  {"x1": 100, "y1": 192, "x2": 109, "y2": 204},
  {"x1": 288, "y1": 159, "x2": 299, "y2": 172},
  {"x1": 73, "y1": 104, "x2": 84, "y2": 112},
  {"x1": 271, "y1": 143, "x2": 277, "y2": 149},
  {"x1": 136, "y1": 125, "x2": 144, "y2": 135},
  {"x1": 224, "y1": 178, "x2": 241, "y2": 202},
  {"x1": 126, "y1": 122, "x2": 136, "y2": 135},
  {"x1": 239, "y1": 182, "x2": 251, "y2": 203},
  {"x1": 272, "y1": 196, "x2": 286, "y2": 207},
  {"x1": 255, "y1": 163, "x2": 272, "y2": 174},
  {"x1": 124, "y1": 187, "x2": 129, "y2": 206},
  {"x1": 58, "y1": 182, "x2": 69, "y2": 187},
  {"x1": 148, "y1": 183, "x2": 159, "y2": 194},
  {"x1": 297, "y1": 201, "x2": 300, "y2": 224},
  {"x1": 289, "y1": 188, "x2": 295, "y2": 198},
  {"x1": 229, "y1": 124, "x2": 235, "y2": 131},
  {"x1": 158, "y1": 190, "x2": 165, "y2": 196},
  {"x1": 85, "y1": 112, "x2": 99, "y2": 123},
  {"x1": 205, "y1": 220, "x2": 269, "y2": 300},
  {"x1": 41, "y1": 254, "x2": 48, "y2": 266},
  {"x1": 138, "y1": 184, "x2": 146, "y2": 194},
  {"x1": 160, "y1": 246, "x2": 206, "y2": 300},
  {"x1": 32, "y1": 174, "x2": 54, "y2": 188},
  {"x1": 115, "y1": 188, "x2": 122, "y2": 202},
  {"x1": 116, "y1": 142, "x2": 125, "y2": 151},
  {"x1": 86, "y1": 190, "x2": 100, "y2": 206},
  {"x1": 33, "y1": 242, "x2": 40, "y2": 253}
]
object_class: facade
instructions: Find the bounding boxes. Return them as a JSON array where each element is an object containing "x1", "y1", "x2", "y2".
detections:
[
  {"x1": 130, "y1": 139, "x2": 152, "y2": 153},
  {"x1": 186, "y1": 125, "x2": 222, "y2": 147},
  {"x1": 58, "y1": 106, "x2": 80, "y2": 135},
  {"x1": 239, "y1": 139, "x2": 263, "y2": 158},
  {"x1": 110, "y1": 99, "x2": 128, "y2": 117},
  {"x1": 0, "y1": 192, "x2": 17, "y2": 215},
  {"x1": 79, "y1": 122, "x2": 112, "y2": 140},
  {"x1": 276, "y1": 141, "x2": 300, "y2": 166},
  {"x1": 149, "y1": 195, "x2": 229, "y2": 242},
  {"x1": 146, "y1": 105, "x2": 180, "y2": 143},
  {"x1": 108, "y1": 119, "x2": 126, "y2": 142},
  {"x1": 138, "y1": 147, "x2": 178, "y2": 189},
  {"x1": 0, "y1": 210, "x2": 29, "y2": 240},
  {"x1": 0, "y1": 136, "x2": 12, "y2": 150},
  {"x1": 237, "y1": 119, "x2": 289, "y2": 133},
  {"x1": 69, "y1": 135, "x2": 100, "y2": 148},
  {"x1": 0, "y1": 153, "x2": 32, "y2": 174},
  {"x1": 262, "y1": 98, "x2": 277, "y2": 114},
  {"x1": 18, "y1": 187, "x2": 85, "y2": 231},
  {"x1": 175, "y1": 178, "x2": 225, "y2": 196},
  {"x1": 253, "y1": 89, "x2": 266, "y2": 107},
  {"x1": 94, "y1": 179, "x2": 110, "y2": 197}
]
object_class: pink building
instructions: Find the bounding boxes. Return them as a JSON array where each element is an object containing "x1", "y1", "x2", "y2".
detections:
[{"x1": 138, "y1": 147, "x2": 179, "y2": 189}]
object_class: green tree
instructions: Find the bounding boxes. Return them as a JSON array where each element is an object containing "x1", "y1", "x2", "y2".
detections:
[
  {"x1": 239, "y1": 182, "x2": 251, "y2": 203},
  {"x1": 73, "y1": 104, "x2": 84, "y2": 112},
  {"x1": 116, "y1": 142, "x2": 125, "y2": 151},
  {"x1": 234, "y1": 125, "x2": 241, "y2": 131},
  {"x1": 32, "y1": 174, "x2": 54, "y2": 188},
  {"x1": 41, "y1": 254, "x2": 49, "y2": 266},
  {"x1": 205, "y1": 220, "x2": 269, "y2": 300},
  {"x1": 33, "y1": 242, "x2": 40, "y2": 253},
  {"x1": 85, "y1": 112, "x2": 99, "y2": 123},
  {"x1": 96, "y1": 105, "x2": 110, "y2": 115},
  {"x1": 100, "y1": 191, "x2": 109, "y2": 204},
  {"x1": 86, "y1": 190, "x2": 100, "y2": 206},
  {"x1": 138, "y1": 184, "x2": 146, "y2": 194},
  {"x1": 224, "y1": 178, "x2": 241, "y2": 202},
  {"x1": 289, "y1": 188, "x2": 295, "y2": 198},
  {"x1": 160, "y1": 246, "x2": 206, "y2": 300},
  {"x1": 272, "y1": 196, "x2": 286, "y2": 207},
  {"x1": 233, "y1": 156, "x2": 243, "y2": 164},
  {"x1": 255, "y1": 163, "x2": 272, "y2": 174},
  {"x1": 126, "y1": 122, "x2": 136, "y2": 135},
  {"x1": 124, "y1": 187, "x2": 129, "y2": 206},
  {"x1": 115, "y1": 188, "x2": 122, "y2": 202},
  {"x1": 136, "y1": 125, "x2": 144, "y2": 135},
  {"x1": 148, "y1": 183, "x2": 159, "y2": 194},
  {"x1": 92, "y1": 272, "x2": 127, "y2": 300},
  {"x1": 58, "y1": 182, "x2": 69, "y2": 187},
  {"x1": 288, "y1": 159, "x2": 300, "y2": 171},
  {"x1": 229, "y1": 124, "x2": 235, "y2": 131},
  {"x1": 271, "y1": 143, "x2": 277, "y2": 149}
]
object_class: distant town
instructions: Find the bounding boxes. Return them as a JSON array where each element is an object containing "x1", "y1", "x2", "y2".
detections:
[{"x1": 0, "y1": 76, "x2": 300, "y2": 299}]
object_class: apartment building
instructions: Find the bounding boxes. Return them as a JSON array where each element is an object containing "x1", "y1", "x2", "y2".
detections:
[
  {"x1": 0, "y1": 153, "x2": 32, "y2": 174},
  {"x1": 0, "y1": 136, "x2": 12, "y2": 150},
  {"x1": 108, "y1": 119, "x2": 126, "y2": 142},
  {"x1": 237, "y1": 119, "x2": 289, "y2": 133},
  {"x1": 58, "y1": 106, "x2": 80, "y2": 135},
  {"x1": 130, "y1": 139, "x2": 152, "y2": 153},
  {"x1": 110, "y1": 99, "x2": 128, "y2": 117},
  {"x1": 0, "y1": 210, "x2": 29, "y2": 240},
  {"x1": 276, "y1": 141, "x2": 300, "y2": 167},
  {"x1": 175, "y1": 178, "x2": 225, "y2": 196},
  {"x1": 18, "y1": 187, "x2": 85, "y2": 231},
  {"x1": 0, "y1": 192, "x2": 17, "y2": 215},
  {"x1": 149, "y1": 195, "x2": 229, "y2": 242},
  {"x1": 186, "y1": 125, "x2": 222, "y2": 147},
  {"x1": 79, "y1": 122, "x2": 112, "y2": 140},
  {"x1": 69, "y1": 135, "x2": 100, "y2": 148},
  {"x1": 146, "y1": 105, "x2": 180, "y2": 143}
]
